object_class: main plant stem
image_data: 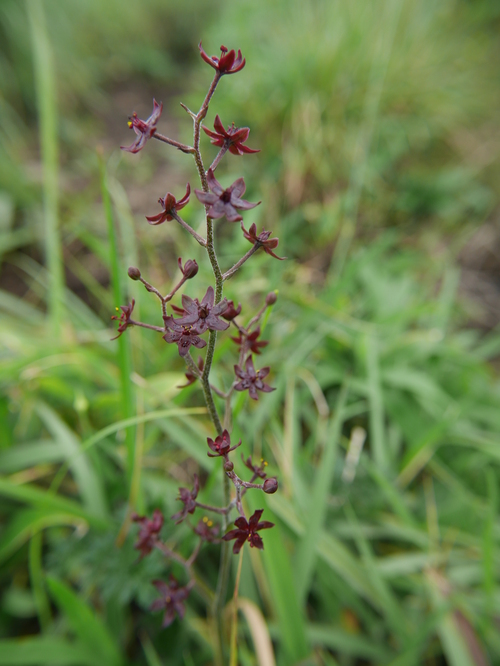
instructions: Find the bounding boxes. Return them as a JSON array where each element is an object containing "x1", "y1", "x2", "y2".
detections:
[{"x1": 189, "y1": 71, "x2": 233, "y2": 664}]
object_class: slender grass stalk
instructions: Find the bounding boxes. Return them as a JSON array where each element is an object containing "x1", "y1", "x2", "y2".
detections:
[
  {"x1": 229, "y1": 547, "x2": 244, "y2": 666},
  {"x1": 98, "y1": 151, "x2": 135, "y2": 489},
  {"x1": 27, "y1": 0, "x2": 64, "y2": 336},
  {"x1": 294, "y1": 381, "x2": 348, "y2": 604}
]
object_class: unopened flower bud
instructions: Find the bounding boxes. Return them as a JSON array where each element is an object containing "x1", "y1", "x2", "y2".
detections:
[
  {"x1": 178, "y1": 257, "x2": 199, "y2": 279},
  {"x1": 128, "y1": 266, "x2": 141, "y2": 280},
  {"x1": 265, "y1": 291, "x2": 277, "y2": 306},
  {"x1": 224, "y1": 460, "x2": 234, "y2": 472},
  {"x1": 263, "y1": 477, "x2": 278, "y2": 494}
]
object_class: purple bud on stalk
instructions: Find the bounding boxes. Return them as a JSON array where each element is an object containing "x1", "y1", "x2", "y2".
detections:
[
  {"x1": 128, "y1": 266, "x2": 141, "y2": 280},
  {"x1": 266, "y1": 291, "x2": 277, "y2": 305},
  {"x1": 263, "y1": 477, "x2": 278, "y2": 494}
]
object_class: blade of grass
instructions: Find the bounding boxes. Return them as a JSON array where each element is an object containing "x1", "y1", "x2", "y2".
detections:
[
  {"x1": 365, "y1": 333, "x2": 388, "y2": 471},
  {"x1": 305, "y1": 623, "x2": 392, "y2": 662},
  {"x1": 140, "y1": 632, "x2": 163, "y2": 666},
  {"x1": 0, "y1": 478, "x2": 109, "y2": 528},
  {"x1": 29, "y1": 531, "x2": 51, "y2": 632},
  {"x1": 482, "y1": 469, "x2": 497, "y2": 628},
  {"x1": 27, "y1": 0, "x2": 64, "y2": 336},
  {"x1": 36, "y1": 402, "x2": 108, "y2": 518},
  {"x1": 98, "y1": 150, "x2": 135, "y2": 488},
  {"x1": 328, "y1": 0, "x2": 403, "y2": 279},
  {"x1": 344, "y1": 502, "x2": 409, "y2": 642},
  {"x1": 246, "y1": 496, "x2": 310, "y2": 662},
  {"x1": 48, "y1": 407, "x2": 208, "y2": 493},
  {"x1": 294, "y1": 381, "x2": 348, "y2": 604},
  {"x1": 0, "y1": 509, "x2": 88, "y2": 564},
  {"x1": 46, "y1": 576, "x2": 122, "y2": 666},
  {"x1": 238, "y1": 599, "x2": 276, "y2": 666}
]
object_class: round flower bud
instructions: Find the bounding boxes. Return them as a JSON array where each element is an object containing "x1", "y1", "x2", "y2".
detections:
[
  {"x1": 183, "y1": 259, "x2": 199, "y2": 279},
  {"x1": 128, "y1": 266, "x2": 141, "y2": 281},
  {"x1": 263, "y1": 477, "x2": 278, "y2": 494},
  {"x1": 265, "y1": 291, "x2": 277, "y2": 306},
  {"x1": 224, "y1": 460, "x2": 234, "y2": 472}
]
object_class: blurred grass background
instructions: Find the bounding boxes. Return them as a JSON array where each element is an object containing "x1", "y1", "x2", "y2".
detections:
[{"x1": 1, "y1": 0, "x2": 500, "y2": 664}]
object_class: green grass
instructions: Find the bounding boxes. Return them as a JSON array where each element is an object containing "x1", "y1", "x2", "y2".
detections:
[{"x1": 1, "y1": 0, "x2": 500, "y2": 664}]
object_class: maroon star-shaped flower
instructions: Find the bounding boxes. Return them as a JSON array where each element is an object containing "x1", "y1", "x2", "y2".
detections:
[
  {"x1": 195, "y1": 170, "x2": 260, "y2": 223},
  {"x1": 111, "y1": 299, "x2": 135, "y2": 339},
  {"x1": 221, "y1": 300, "x2": 242, "y2": 321},
  {"x1": 174, "y1": 286, "x2": 229, "y2": 333},
  {"x1": 150, "y1": 576, "x2": 192, "y2": 627},
  {"x1": 242, "y1": 454, "x2": 268, "y2": 479},
  {"x1": 241, "y1": 223, "x2": 286, "y2": 260},
  {"x1": 198, "y1": 43, "x2": 245, "y2": 75},
  {"x1": 121, "y1": 99, "x2": 163, "y2": 154},
  {"x1": 194, "y1": 517, "x2": 220, "y2": 542},
  {"x1": 171, "y1": 474, "x2": 199, "y2": 524},
  {"x1": 207, "y1": 430, "x2": 241, "y2": 458},
  {"x1": 131, "y1": 509, "x2": 164, "y2": 559},
  {"x1": 222, "y1": 509, "x2": 275, "y2": 554},
  {"x1": 202, "y1": 115, "x2": 259, "y2": 156},
  {"x1": 163, "y1": 317, "x2": 207, "y2": 357},
  {"x1": 146, "y1": 184, "x2": 191, "y2": 226},
  {"x1": 234, "y1": 356, "x2": 275, "y2": 401},
  {"x1": 231, "y1": 326, "x2": 268, "y2": 355}
]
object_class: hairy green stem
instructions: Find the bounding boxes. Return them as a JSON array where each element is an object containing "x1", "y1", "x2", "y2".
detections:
[{"x1": 188, "y1": 69, "x2": 237, "y2": 665}]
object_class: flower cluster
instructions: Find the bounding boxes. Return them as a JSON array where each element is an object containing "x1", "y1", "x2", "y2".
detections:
[{"x1": 117, "y1": 42, "x2": 282, "y2": 639}]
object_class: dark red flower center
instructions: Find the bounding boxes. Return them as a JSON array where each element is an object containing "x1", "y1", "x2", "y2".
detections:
[{"x1": 221, "y1": 190, "x2": 232, "y2": 203}]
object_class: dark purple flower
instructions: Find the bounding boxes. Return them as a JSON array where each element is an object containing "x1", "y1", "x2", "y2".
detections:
[
  {"x1": 198, "y1": 43, "x2": 245, "y2": 75},
  {"x1": 195, "y1": 170, "x2": 260, "y2": 223},
  {"x1": 207, "y1": 430, "x2": 241, "y2": 458},
  {"x1": 222, "y1": 509, "x2": 274, "y2": 554},
  {"x1": 234, "y1": 356, "x2": 275, "y2": 401},
  {"x1": 202, "y1": 114, "x2": 259, "y2": 155},
  {"x1": 177, "y1": 356, "x2": 204, "y2": 389},
  {"x1": 170, "y1": 304, "x2": 185, "y2": 316},
  {"x1": 121, "y1": 99, "x2": 163, "y2": 153},
  {"x1": 174, "y1": 286, "x2": 229, "y2": 334},
  {"x1": 221, "y1": 300, "x2": 242, "y2": 321},
  {"x1": 146, "y1": 184, "x2": 191, "y2": 225},
  {"x1": 178, "y1": 257, "x2": 198, "y2": 279},
  {"x1": 242, "y1": 454, "x2": 268, "y2": 479},
  {"x1": 150, "y1": 576, "x2": 191, "y2": 627},
  {"x1": 231, "y1": 326, "x2": 268, "y2": 355},
  {"x1": 163, "y1": 317, "x2": 207, "y2": 357},
  {"x1": 194, "y1": 517, "x2": 220, "y2": 542},
  {"x1": 171, "y1": 474, "x2": 199, "y2": 524},
  {"x1": 241, "y1": 223, "x2": 286, "y2": 260},
  {"x1": 111, "y1": 299, "x2": 135, "y2": 339},
  {"x1": 131, "y1": 509, "x2": 164, "y2": 559}
]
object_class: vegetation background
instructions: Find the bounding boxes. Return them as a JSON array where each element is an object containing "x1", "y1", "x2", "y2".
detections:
[{"x1": 1, "y1": 0, "x2": 500, "y2": 664}]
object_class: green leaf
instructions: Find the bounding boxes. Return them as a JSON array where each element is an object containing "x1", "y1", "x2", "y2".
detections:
[
  {"x1": 0, "y1": 637, "x2": 98, "y2": 665},
  {"x1": 0, "y1": 508, "x2": 86, "y2": 565}
]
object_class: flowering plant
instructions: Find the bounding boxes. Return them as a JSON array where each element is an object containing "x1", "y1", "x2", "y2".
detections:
[{"x1": 115, "y1": 42, "x2": 282, "y2": 662}]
